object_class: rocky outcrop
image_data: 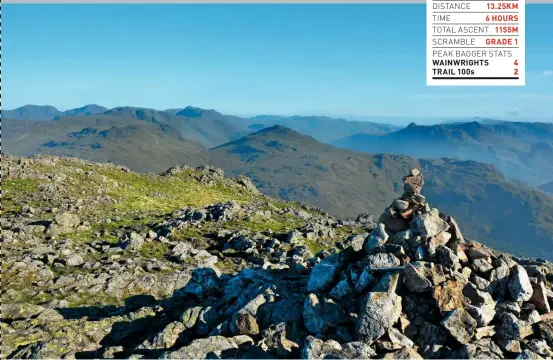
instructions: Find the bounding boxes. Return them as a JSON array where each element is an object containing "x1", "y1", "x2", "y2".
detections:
[{"x1": 2, "y1": 158, "x2": 553, "y2": 359}]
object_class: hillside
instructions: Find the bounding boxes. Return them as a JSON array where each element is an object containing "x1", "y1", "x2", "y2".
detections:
[
  {"x1": 208, "y1": 126, "x2": 553, "y2": 260},
  {"x1": 2, "y1": 155, "x2": 553, "y2": 359},
  {"x1": 2, "y1": 117, "x2": 206, "y2": 173},
  {"x1": 332, "y1": 121, "x2": 553, "y2": 186}
]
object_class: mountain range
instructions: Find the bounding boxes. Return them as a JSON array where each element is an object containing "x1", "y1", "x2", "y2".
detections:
[
  {"x1": 332, "y1": 121, "x2": 553, "y2": 186},
  {"x1": 4, "y1": 104, "x2": 553, "y2": 260},
  {"x1": 3, "y1": 104, "x2": 398, "y2": 146}
]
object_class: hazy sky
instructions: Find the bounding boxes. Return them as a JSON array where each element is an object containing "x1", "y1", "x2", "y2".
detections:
[{"x1": 4, "y1": 4, "x2": 553, "y2": 120}]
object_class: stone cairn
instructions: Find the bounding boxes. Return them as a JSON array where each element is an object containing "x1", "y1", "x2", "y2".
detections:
[{"x1": 297, "y1": 168, "x2": 553, "y2": 359}]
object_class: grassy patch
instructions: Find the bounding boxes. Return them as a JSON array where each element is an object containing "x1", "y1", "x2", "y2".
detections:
[
  {"x1": 97, "y1": 169, "x2": 254, "y2": 215},
  {"x1": 224, "y1": 214, "x2": 305, "y2": 234},
  {"x1": 305, "y1": 239, "x2": 327, "y2": 255},
  {"x1": 1, "y1": 179, "x2": 41, "y2": 214},
  {"x1": 139, "y1": 242, "x2": 169, "y2": 260}
]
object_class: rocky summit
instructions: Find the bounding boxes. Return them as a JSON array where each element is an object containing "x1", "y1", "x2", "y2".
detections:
[{"x1": 2, "y1": 156, "x2": 553, "y2": 359}]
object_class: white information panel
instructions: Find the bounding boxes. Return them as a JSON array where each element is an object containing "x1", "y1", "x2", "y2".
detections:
[{"x1": 427, "y1": 0, "x2": 525, "y2": 86}]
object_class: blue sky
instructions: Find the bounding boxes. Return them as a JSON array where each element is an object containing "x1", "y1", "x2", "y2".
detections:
[{"x1": 3, "y1": 4, "x2": 552, "y2": 121}]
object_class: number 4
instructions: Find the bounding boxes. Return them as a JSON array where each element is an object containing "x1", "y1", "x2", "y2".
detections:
[{"x1": 514, "y1": 60, "x2": 519, "y2": 66}]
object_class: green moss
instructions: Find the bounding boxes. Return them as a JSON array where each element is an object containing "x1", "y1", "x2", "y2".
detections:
[
  {"x1": 305, "y1": 238, "x2": 329, "y2": 255},
  {"x1": 215, "y1": 259, "x2": 238, "y2": 274},
  {"x1": 97, "y1": 169, "x2": 254, "y2": 214},
  {"x1": 1, "y1": 179, "x2": 41, "y2": 214},
  {"x1": 139, "y1": 242, "x2": 169, "y2": 260},
  {"x1": 224, "y1": 213, "x2": 305, "y2": 233}
]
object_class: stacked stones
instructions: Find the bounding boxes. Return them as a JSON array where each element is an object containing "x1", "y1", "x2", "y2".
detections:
[
  {"x1": 365, "y1": 168, "x2": 464, "y2": 262},
  {"x1": 297, "y1": 168, "x2": 553, "y2": 359}
]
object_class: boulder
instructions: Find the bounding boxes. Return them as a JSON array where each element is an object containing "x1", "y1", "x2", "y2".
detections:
[
  {"x1": 410, "y1": 213, "x2": 449, "y2": 238},
  {"x1": 356, "y1": 292, "x2": 402, "y2": 342},
  {"x1": 364, "y1": 223, "x2": 389, "y2": 251},
  {"x1": 509, "y1": 265, "x2": 533, "y2": 302},
  {"x1": 441, "y1": 309, "x2": 477, "y2": 344},
  {"x1": 307, "y1": 253, "x2": 342, "y2": 293}
]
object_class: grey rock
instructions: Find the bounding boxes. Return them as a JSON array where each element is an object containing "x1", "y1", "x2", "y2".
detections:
[
  {"x1": 307, "y1": 253, "x2": 342, "y2": 293},
  {"x1": 329, "y1": 279, "x2": 354, "y2": 300},
  {"x1": 509, "y1": 265, "x2": 533, "y2": 302},
  {"x1": 180, "y1": 268, "x2": 220, "y2": 298},
  {"x1": 340, "y1": 342, "x2": 377, "y2": 358},
  {"x1": 410, "y1": 213, "x2": 449, "y2": 238},
  {"x1": 497, "y1": 339, "x2": 522, "y2": 353},
  {"x1": 364, "y1": 223, "x2": 389, "y2": 251},
  {"x1": 259, "y1": 323, "x2": 300, "y2": 358},
  {"x1": 516, "y1": 349, "x2": 545, "y2": 359},
  {"x1": 138, "y1": 321, "x2": 185, "y2": 350},
  {"x1": 54, "y1": 212, "x2": 81, "y2": 227},
  {"x1": 343, "y1": 233, "x2": 368, "y2": 252},
  {"x1": 180, "y1": 306, "x2": 203, "y2": 329},
  {"x1": 526, "y1": 339, "x2": 553, "y2": 357},
  {"x1": 414, "y1": 322, "x2": 448, "y2": 358},
  {"x1": 388, "y1": 327, "x2": 415, "y2": 348},
  {"x1": 356, "y1": 291, "x2": 402, "y2": 342},
  {"x1": 365, "y1": 253, "x2": 400, "y2": 270},
  {"x1": 392, "y1": 199, "x2": 410, "y2": 211},
  {"x1": 472, "y1": 258, "x2": 494, "y2": 276},
  {"x1": 303, "y1": 293, "x2": 346, "y2": 336},
  {"x1": 162, "y1": 335, "x2": 254, "y2": 359},
  {"x1": 441, "y1": 309, "x2": 477, "y2": 344},
  {"x1": 300, "y1": 336, "x2": 342, "y2": 359},
  {"x1": 372, "y1": 272, "x2": 400, "y2": 293},
  {"x1": 463, "y1": 282, "x2": 494, "y2": 306},
  {"x1": 529, "y1": 280, "x2": 551, "y2": 313},
  {"x1": 537, "y1": 320, "x2": 553, "y2": 348},
  {"x1": 65, "y1": 253, "x2": 84, "y2": 267},
  {"x1": 118, "y1": 232, "x2": 144, "y2": 251},
  {"x1": 467, "y1": 303, "x2": 496, "y2": 327},
  {"x1": 403, "y1": 262, "x2": 432, "y2": 292},
  {"x1": 171, "y1": 242, "x2": 194, "y2": 261},
  {"x1": 354, "y1": 269, "x2": 376, "y2": 293},
  {"x1": 436, "y1": 246, "x2": 459, "y2": 268},
  {"x1": 383, "y1": 347, "x2": 423, "y2": 359},
  {"x1": 496, "y1": 312, "x2": 534, "y2": 340},
  {"x1": 1, "y1": 302, "x2": 45, "y2": 321}
]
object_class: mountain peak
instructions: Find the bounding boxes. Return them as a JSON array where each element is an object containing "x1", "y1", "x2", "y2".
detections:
[
  {"x1": 406, "y1": 122, "x2": 418, "y2": 128},
  {"x1": 62, "y1": 104, "x2": 108, "y2": 116},
  {"x1": 3, "y1": 104, "x2": 61, "y2": 121},
  {"x1": 176, "y1": 106, "x2": 223, "y2": 118}
]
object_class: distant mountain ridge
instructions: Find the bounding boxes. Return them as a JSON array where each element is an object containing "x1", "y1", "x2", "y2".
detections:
[
  {"x1": 4, "y1": 104, "x2": 401, "y2": 145},
  {"x1": 333, "y1": 121, "x2": 553, "y2": 186}
]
